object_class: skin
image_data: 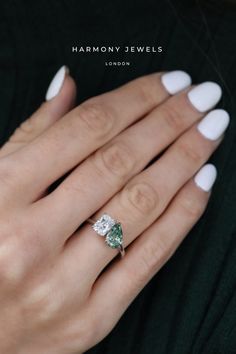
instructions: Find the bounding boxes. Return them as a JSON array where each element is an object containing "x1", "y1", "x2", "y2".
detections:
[{"x1": 0, "y1": 71, "x2": 222, "y2": 354}]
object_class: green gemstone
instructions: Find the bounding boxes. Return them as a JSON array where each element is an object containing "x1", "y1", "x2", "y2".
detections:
[{"x1": 105, "y1": 223, "x2": 123, "y2": 249}]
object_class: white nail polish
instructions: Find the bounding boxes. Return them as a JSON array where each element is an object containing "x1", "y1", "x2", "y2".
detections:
[
  {"x1": 161, "y1": 70, "x2": 192, "y2": 95},
  {"x1": 188, "y1": 82, "x2": 222, "y2": 112},
  {"x1": 194, "y1": 164, "x2": 217, "y2": 192},
  {"x1": 198, "y1": 109, "x2": 230, "y2": 140},
  {"x1": 46, "y1": 65, "x2": 67, "y2": 101}
]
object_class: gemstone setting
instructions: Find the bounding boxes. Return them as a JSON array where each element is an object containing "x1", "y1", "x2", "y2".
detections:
[
  {"x1": 105, "y1": 223, "x2": 123, "y2": 249},
  {"x1": 92, "y1": 214, "x2": 116, "y2": 236}
]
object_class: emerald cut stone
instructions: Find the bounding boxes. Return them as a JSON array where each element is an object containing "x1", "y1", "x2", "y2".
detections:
[
  {"x1": 93, "y1": 214, "x2": 116, "y2": 236},
  {"x1": 105, "y1": 223, "x2": 123, "y2": 249}
]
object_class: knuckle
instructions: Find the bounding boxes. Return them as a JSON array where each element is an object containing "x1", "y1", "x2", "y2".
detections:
[
  {"x1": 19, "y1": 118, "x2": 35, "y2": 134},
  {"x1": 135, "y1": 240, "x2": 170, "y2": 283},
  {"x1": 22, "y1": 283, "x2": 55, "y2": 324},
  {"x1": 10, "y1": 118, "x2": 35, "y2": 143},
  {"x1": 125, "y1": 182, "x2": 158, "y2": 216},
  {"x1": 139, "y1": 248, "x2": 159, "y2": 279},
  {"x1": 136, "y1": 76, "x2": 158, "y2": 107},
  {"x1": 0, "y1": 238, "x2": 24, "y2": 286},
  {"x1": 0, "y1": 219, "x2": 43, "y2": 289},
  {"x1": 179, "y1": 194, "x2": 204, "y2": 218},
  {"x1": 161, "y1": 103, "x2": 185, "y2": 133},
  {"x1": 96, "y1": 141, "x2": 134, "y2": 180},
  {"x1": 71, "y1": 315, "x2": 102, "y2": 352},
  {"x1": 78, "y1": 101, "x2": 114, "y2": 140},
  {"x1": 177, "y1": 141, "x2": 202, "y2": 164},
  {"x1": 61, "y1": 181, "x2": 83, "y2": 196}
]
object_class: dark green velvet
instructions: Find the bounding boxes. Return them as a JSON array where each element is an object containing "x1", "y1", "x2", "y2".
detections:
[{"x1": 0, "y1": 1, "x2": 236, "y2": 353}]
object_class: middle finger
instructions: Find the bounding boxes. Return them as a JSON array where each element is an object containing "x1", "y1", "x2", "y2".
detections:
[{"x1": 1, "y1": 72, "x2": 170, "y2": 204}]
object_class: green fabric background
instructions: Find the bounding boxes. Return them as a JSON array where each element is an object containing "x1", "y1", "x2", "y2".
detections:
[{"x1": 0, "y1": 1, "x2": 236, "y2": 353}]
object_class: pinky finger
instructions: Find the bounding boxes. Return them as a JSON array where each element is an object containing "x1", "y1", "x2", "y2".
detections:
[{"x1": 87, "y1": 164, "x2": 217, "y2": 338}]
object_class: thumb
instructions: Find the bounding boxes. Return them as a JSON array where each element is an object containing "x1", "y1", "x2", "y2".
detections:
[{"x1": 0, "y1": 65, "x2": 77, "y2": 157}]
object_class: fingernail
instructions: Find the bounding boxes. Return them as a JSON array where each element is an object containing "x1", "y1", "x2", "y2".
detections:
[
  {"x1": 197, "y1": 109, "x2": 230, "y2": 140},
  {"x1": 188, "y1": 82, "x2": 222, "y2": 112},
  {"x1": 46, "y1": 65, "x2": 68, "y2": 101},
  {"x1": 161, "y1": 70, "x2": 192, "y2": 95},
  {"x1": 194, "y1": 164, "x2": 217, "y2": 192}
]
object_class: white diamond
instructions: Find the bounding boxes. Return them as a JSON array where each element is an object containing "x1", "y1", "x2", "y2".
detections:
[{"x1": 93, "y1": 214, "x2": 116, "y2": 236}]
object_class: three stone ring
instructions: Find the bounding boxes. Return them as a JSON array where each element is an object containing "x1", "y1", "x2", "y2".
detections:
[{"x1": 87, "y1": 214, "x2": 125, "y2": 257}]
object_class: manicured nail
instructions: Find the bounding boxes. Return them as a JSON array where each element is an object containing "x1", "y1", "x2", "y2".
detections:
[
  {"x1": 161, "y1": 70, "x2": 192, "y2": 95},
  {"x1": 46, "y1": 65, "x2": 68, "y2": 101},
  {"x1": 198, "y1": 109, "x2": 230, "y2": 140},
  {"x1": 188, "y1": 82, "x2": 222, "y2": 112},
  {"x1": 194, "y1": 164, "x2": 217, "y2": 192}
]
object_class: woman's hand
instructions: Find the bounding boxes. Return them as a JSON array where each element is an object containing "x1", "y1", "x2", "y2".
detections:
[{"x1": 0, "y1": 67, "x2": 229, "y2": 354}]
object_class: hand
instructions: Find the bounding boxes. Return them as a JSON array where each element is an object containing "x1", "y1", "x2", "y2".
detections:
[{"x1": 0, "y1": 67, "x2": 229, "y2": 354}]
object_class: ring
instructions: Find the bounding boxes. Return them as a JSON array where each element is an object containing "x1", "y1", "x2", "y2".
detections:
[{"x1": 87, "y1": 213, "x2": 125, "y2": 257}]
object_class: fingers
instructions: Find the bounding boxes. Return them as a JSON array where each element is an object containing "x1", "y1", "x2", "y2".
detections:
[
  {"x1": 86, "y1": 165, "x2": 217, "y2": 333},
  {"x1": 0, "y1": 66, "x2": 76, "y2": 157},
  {"x1": 2, "y1": 71, "x2": 186, "y2": 203},
  {"x1": 32, "y1": 82, "x2": 222, "y2": 242},
  {"x1": 60, "y1": 108, "x2": 229, "y2": 281}
]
